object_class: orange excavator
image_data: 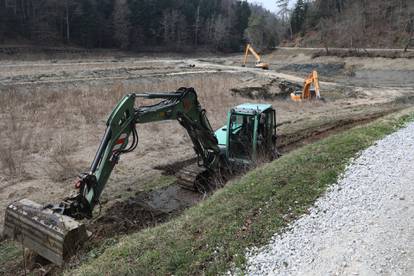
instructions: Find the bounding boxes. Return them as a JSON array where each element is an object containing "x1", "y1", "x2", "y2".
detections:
[
  {"x1": 290, "y1": 70, "x2": 322, "y2": 102},
  {"x1": 242, "y1": 44, "x2": 269, "y2": 70}
]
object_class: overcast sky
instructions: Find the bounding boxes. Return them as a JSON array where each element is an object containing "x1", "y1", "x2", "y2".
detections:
[{"x1": 246, "y1": 0, "x2": 296, "y2": 13}]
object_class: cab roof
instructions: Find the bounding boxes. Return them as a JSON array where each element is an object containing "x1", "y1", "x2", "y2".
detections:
[{"x1": 232, "y1": 103, "x2": 273, "y2": 115}]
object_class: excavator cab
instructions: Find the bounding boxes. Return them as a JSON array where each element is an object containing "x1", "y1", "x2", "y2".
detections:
[{"x1": 215, "y1": 104, "x2": 277, "y2": 165}]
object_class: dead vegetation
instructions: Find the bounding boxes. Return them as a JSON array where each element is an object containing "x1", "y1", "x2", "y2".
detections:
[
  {"x1": 47, "y1": 135, "x2": 81, "y2": 182},
  {"x1": 0, "y1": 94, "x2": 33, "y2": 181},
  {"x1": 0, "y1": 72, "x2": 252, "y2": 216},
  {"x1": 312, "y1": 49, "x2": 414, "y2": 59}
]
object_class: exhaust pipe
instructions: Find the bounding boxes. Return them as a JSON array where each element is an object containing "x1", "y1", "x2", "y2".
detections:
[{"x1": 3, "y1": 199, "x2": 88, "y2": 266}]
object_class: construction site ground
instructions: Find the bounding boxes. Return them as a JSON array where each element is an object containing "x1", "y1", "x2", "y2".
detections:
[{"x1": 0, "y1": 48, "x2": 413, "y2": 274}]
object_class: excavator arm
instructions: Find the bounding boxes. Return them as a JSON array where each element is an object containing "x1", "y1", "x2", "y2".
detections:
[
  {"x1": 243, "y1": 44, "x2": 262, "y2": 66},
  {"x1": 290, "y1": 70, "x2": 322, "y2": 101},
  {"x1": 242, "y1": 44, "x2": 269, "y2": 70},
  {"x1": 61, "y1": 87, "x2": 220, "y2": 219},
  {"x1": 302, "y1": 70, "x2": 321, "y2": 100},
  {"x1": 60, "y1": 88, "x2": 220, "y2": 219},
  {"x1": 4, "y1": 87, "x2": 220, "y2": 265}
]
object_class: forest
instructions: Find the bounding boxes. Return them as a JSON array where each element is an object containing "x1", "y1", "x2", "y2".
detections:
[
  {"x1": 285, "y1": 0, "x2": 414, "y2": 49},
  {"x1": 0, "y1": 0, "x2": 281, "y2": 52},
  {"x1": 1, "y1": 0, "x2": 414, "y2": 51}
]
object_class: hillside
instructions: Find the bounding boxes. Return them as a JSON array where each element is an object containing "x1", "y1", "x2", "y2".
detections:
[{"x1": 286, "y1": 0, "x2": 414, "y2": 50}]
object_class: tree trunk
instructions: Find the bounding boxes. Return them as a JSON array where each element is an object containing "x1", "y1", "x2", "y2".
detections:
[
  {"x1": 65, "y1": 0, "x2": 70, "y2": 42},
  {"x1": 194, "y1": 5, "x2": 200, "y2": 46}
]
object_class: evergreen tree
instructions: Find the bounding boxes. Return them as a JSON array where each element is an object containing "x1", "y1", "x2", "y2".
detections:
[
  {"x1": 0, "y1": 0, "x2": 281, "y2": 52},
  {"x1": 290, "y1": 0, "x2": 307, "y2": 34}
]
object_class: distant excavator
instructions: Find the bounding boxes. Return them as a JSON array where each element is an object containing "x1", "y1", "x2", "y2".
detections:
[
  {"x1": 290, "y1": 70, "x2": 322, "y2": 102},
  {"x1": 242, "y1": 44, "x2": 269, "y2": 70}
]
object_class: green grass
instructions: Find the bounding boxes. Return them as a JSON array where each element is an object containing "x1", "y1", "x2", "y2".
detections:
[
  {"x1": 61, "y1": 110, "x2": 413, "y2": 275},
  {"x1": 68, "y1": 111, "x2": 414, "y2": 275},
  {"x1": 0, "y1": 240, "x2": 22, "y2": 274}
]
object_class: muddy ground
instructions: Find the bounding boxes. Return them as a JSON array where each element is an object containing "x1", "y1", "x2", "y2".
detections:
[{"x1": 0, "y1": 48, "x2": 413, "y2": 274}]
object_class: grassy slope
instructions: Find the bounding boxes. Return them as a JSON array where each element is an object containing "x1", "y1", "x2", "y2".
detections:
[
  {"x1": 62, "y1": 110, "x2": 412, "y2": 275},
  {"x1": 0, "y1": 240, "x2": 22, "y2": 274}
]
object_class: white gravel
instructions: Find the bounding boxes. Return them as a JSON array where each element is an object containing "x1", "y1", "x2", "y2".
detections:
[{"x1": 245, "y1": 122, "x2": 414, "y2": 276}]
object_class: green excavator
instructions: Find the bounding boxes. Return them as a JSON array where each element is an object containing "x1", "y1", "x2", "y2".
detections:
[{"x1": 4, "y1": 87, "x2": 277, "y2": 265}]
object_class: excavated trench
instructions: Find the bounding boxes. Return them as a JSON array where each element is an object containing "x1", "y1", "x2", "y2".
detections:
[
  {"x1": 88, "y1": 185, "x2": 201, "y2": 241},
  {"x1": 276, "y1": 109, "x2": 400, "y2": 153},
  {"x1": 230, "y1": 78, "x2": 302, "y2": 100}
]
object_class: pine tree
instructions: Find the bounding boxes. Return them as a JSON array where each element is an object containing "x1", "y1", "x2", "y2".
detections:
[
  {"x1": 290, "y1": 0, "x2": 307, "y2": 34},
  {"x1": 113, "y1": 0, "x2": 129, "y2": 49}
]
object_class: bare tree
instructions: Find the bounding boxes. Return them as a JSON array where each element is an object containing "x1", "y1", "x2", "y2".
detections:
[
  {"x1": 161, "y1": 9, "x2": 188, "y2": 49},
  {"x1": 276, "y1": 0, "x2": 292, "y2": 39},
  {"x1": 213, "y1": 14, "x2": 230, "y2": 50},
  {"x1": 404, "y1": 18, "x2": 414, "y2": 52},
  {"x1": 113, "y1": 0, "x2": 129, "y2": 49},
  {"x1": 65, "y1": 0, "x2": 70, "y2": 42},
  {"x1": 194, "y1": 3, "x2": 201, "y2": 46},
  {"x1": 318, "y1": 18, "x2": 330, "y2": 53}
]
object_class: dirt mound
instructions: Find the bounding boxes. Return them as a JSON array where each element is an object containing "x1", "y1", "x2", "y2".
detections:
[
  {"x1": 281, "y1": 63, "x2": 345, "y2": 77},
  {"x1": 230, "y1": 78, "x2": 301, "y2": 100},
  {"x1": 312, "y1": 49, "x2": 414, "y2": 59}
]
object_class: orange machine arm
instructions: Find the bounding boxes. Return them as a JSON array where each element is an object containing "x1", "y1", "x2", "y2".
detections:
[
  {"x1": 243, "y1": 44, "x2": 262, "y2": 65},
  {"x1": 302, "y1": 70, "x2": 321, "y2": 100}
]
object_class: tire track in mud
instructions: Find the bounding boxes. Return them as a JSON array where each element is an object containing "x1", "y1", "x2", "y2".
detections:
[
  {"x1": 276, "y1": 109, "x2": 399, "y2": 153},
  {"x1": 0, "y1": 70, "x2": 227, "y2": 86}
]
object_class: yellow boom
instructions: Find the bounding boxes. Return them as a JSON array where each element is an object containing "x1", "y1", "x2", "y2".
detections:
[
  {"x1": 290, "y1": 70, "x2": 322, "y2": 102},
  {"x1": 242, "y1": 44, "x2": 269, "y2": 70}
]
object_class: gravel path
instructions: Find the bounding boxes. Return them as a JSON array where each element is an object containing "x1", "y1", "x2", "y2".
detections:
[{"x1": 246, "y1": 122, "x2": 414, "y2": 276}]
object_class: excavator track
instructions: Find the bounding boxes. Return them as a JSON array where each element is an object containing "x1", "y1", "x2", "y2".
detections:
[{"x1": 176, "y1": 164, "x2": 212, "y2": 192}]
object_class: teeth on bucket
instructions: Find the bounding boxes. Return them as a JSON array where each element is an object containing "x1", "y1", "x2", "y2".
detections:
[{"x1": 3, "y1": 199, "x2": 88, "y2": 266}]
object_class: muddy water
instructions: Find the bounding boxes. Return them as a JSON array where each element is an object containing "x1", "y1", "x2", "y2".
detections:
[
  {"x1": 135, "y1": 185, "x2": 200, "y2": 213},
  {"x1": 89, "y1": 185, "x2": 201, "y2": 239}
]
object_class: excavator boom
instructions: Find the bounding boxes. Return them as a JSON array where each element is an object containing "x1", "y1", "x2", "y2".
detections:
[
  {"x1": 4, "y1": 88, "x2": 221, "y2": 265},
  {"x1": 242, "y1": 44, "x2": 269, "y2": 70},
  {"x1": 290, "y1": 70, "x2": 322, "y2": 102}
]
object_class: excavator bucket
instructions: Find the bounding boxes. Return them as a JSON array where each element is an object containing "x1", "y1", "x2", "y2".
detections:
[{"x1": 3, "y1": 199, "x2": 88, "y2": 266}]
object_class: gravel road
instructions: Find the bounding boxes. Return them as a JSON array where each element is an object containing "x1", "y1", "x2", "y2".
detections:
[{"x1": 246, "y1": 122, "x2": 414, "y2": 275}]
